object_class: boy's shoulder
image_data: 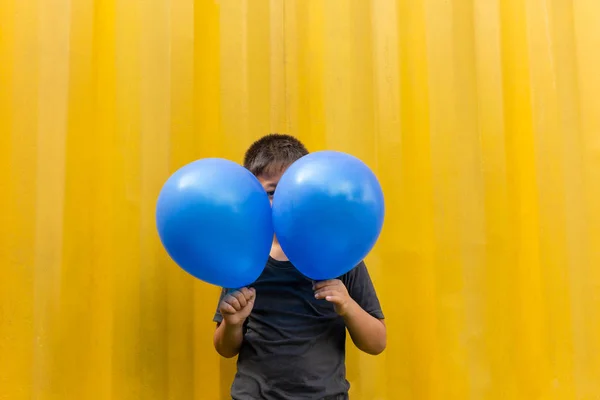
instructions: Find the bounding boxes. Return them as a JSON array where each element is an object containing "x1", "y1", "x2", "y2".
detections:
[{"x1": 339, "y1": 260, "x2": 369, "y2": 284}]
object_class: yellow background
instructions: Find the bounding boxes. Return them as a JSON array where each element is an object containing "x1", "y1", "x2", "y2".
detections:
[{"x1": 1, "y1": 0, "x2": 599, "y2": 399}]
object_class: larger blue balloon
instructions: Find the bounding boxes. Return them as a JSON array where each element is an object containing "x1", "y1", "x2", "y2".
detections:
[
  {"x1": 272, "y1": 151, "x2": 385, "y2": 280},
  {"x1": 156, "y1": 158, "x2": 273, "y2": 288}
]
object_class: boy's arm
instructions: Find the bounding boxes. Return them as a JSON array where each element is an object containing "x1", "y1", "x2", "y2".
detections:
[
  {"x1": 212, "y1": 288, "x2": 254, "y2": 358},
  {"x1": 343, "y1": 301, "x2": 386, "y2": 355},
  {"x1": 213, "y1": 320, "x2": 244, "y2": 358},
  {"x1": 314, "y1": 262, "x2": 386, "y2": 355}
]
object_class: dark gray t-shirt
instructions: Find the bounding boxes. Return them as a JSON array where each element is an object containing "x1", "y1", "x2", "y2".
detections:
[{"x1": 213, "y1": 257, "x2": 384, "y2": 400}]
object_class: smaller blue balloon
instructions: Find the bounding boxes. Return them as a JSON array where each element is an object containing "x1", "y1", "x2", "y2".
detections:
[
  {"x1": 272, "y1": 151, "x2": 385, "y2": 280},
  {"x1": 156, "y1": 158, "x2": 273, "y2": 288}
]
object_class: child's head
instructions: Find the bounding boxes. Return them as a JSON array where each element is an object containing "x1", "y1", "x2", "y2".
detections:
[{"x1": 244, "y1": 133, "x2": 308, "y2": 200}]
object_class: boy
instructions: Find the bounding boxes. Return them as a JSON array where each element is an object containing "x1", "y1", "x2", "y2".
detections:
[{"x1": 213, "y1": 134, "x2": 386, "y2": 400}]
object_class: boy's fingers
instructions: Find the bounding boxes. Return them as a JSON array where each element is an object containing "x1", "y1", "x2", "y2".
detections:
[
  {"x1": 224, "y1": 295, "x2": 242, "y2": 311},
  {"x1": 315, "y1": 290, "x2": 343, "y2": 303},
  {"x1": 220, "y1": 302, "x2": 237, "y2": 314},
  {"x1": 313, "y1": 284, "x2": 335, "y2": 291},
  {"x1": 233, "y1": 291, "x2": 248, "y2": 308},
  {"x1": 313, "y1": 280, "x2": 340, "y2": 290},
  {"x1": 314, "y1": 286, "x2": 338, "y2": 297},
  {"x1": 240, "y1": 287, "x2": 254, "y2": 301},
  {"x1": 324, "y1": 295, "x2": 343, "y2": 304},
  {"x1": 315, "y1": 290, "x2": 337, "y2": 300}
]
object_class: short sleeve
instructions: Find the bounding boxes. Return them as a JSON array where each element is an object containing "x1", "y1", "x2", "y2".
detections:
[
  {"x1": 213, "y1": 288, "x2": 227, "y2": 324},
  {"x1": 342, "y1": 261, "x2": 384, "y2": 320}
]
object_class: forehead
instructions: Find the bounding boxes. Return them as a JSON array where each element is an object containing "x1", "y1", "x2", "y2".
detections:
[{"x1": 257, "y1": 170, "x2": 285, "y2": 188}]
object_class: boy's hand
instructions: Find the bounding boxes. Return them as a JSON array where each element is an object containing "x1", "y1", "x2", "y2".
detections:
[
  {"x1": 313, "y1": 279, "x2": 355, "y2": 316},
  {"x1": 219, "y1": 287, "x2": 256, "y2": 327}
]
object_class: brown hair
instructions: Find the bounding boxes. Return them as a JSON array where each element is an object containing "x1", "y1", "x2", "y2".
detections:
[{"x1": 244, "y1": 133, "x2": 309, "y2": 176}]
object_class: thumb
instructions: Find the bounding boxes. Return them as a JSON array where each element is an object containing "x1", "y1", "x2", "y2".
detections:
[{"x1": 324, "y1": 295, "x2": 342, "y2": 304}]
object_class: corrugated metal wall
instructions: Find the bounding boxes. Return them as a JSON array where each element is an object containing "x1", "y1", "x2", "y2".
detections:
[{"x1": 1, "y1": 0, "x2": 599, "y2": 399}]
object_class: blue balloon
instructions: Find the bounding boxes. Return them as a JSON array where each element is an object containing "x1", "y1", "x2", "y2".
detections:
[
  {"x1": 156, "y1": 158, "x2": 273, "y2": 288},
  {"x1": 272, "y1": 151, "x2": 385, "y2": 280}
]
